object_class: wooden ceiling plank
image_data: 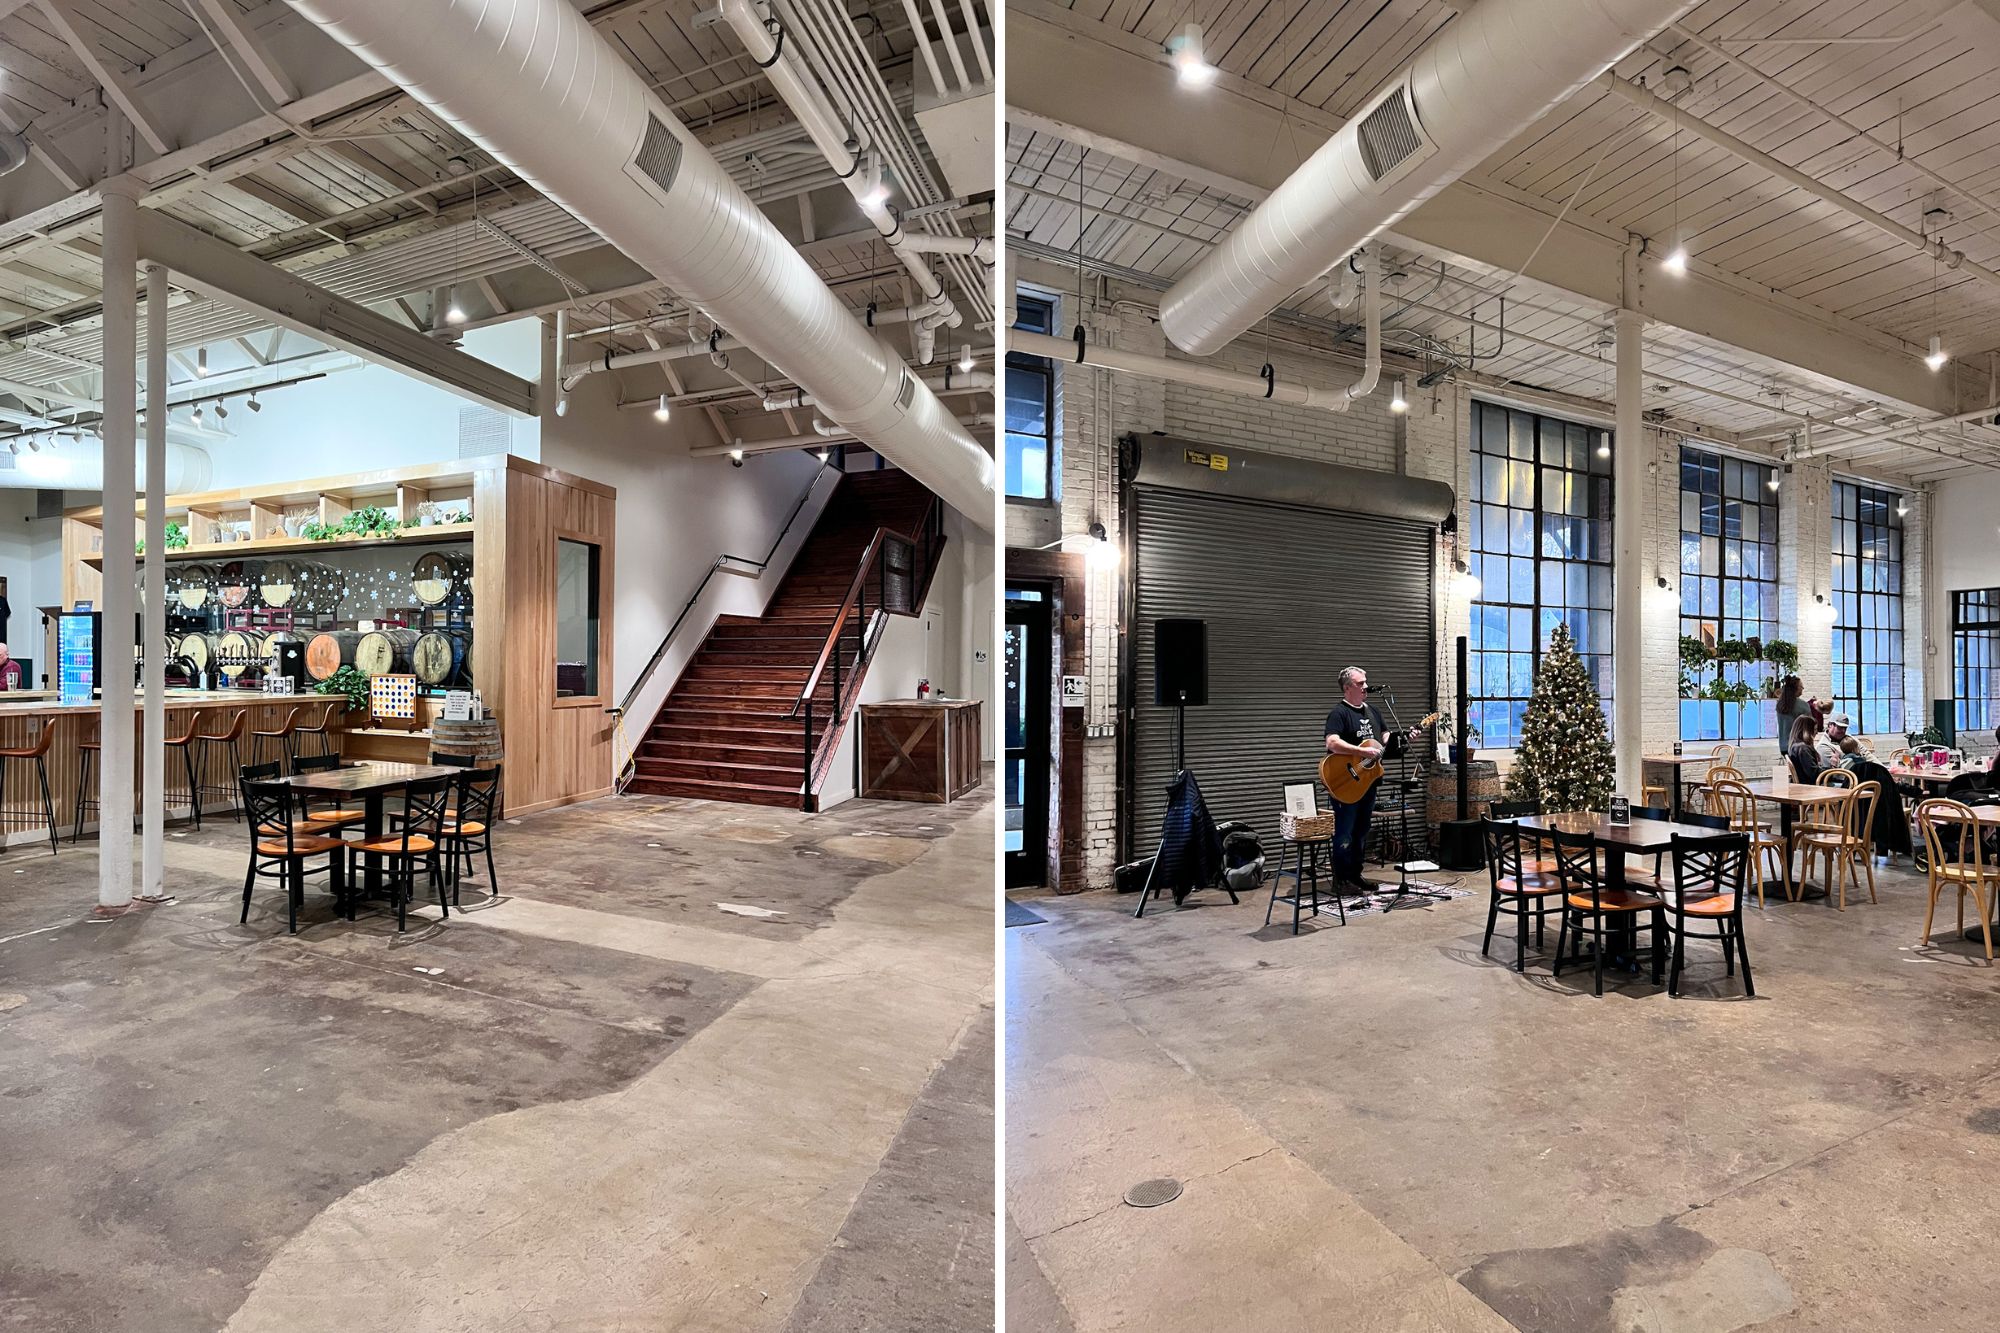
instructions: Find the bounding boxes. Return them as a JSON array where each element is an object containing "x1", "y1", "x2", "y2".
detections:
[
  {"x1": 34, "y1": 0, "x2": 173, "y2": 155},
  {"x1": 186, "y1": 0, "x2": 299, "y2": 106}
]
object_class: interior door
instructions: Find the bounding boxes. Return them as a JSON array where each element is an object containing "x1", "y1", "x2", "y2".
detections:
[{"x1": 1004, "y1": 590, "x2": 1053, "y2": 886}]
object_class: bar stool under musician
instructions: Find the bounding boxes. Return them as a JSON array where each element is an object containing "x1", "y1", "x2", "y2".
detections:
[{"x1": 1266, "y1": 803, "x2": 1347, "y2": 934}]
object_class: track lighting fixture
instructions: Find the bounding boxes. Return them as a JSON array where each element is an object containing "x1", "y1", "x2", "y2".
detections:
[
  {"x1": 191, "y1": 404, "x2": 204, "y2": 425},
  {"x1": 653, "y1": 393, "x2": 671, "y2": 423},
  {"x1": 196, "y1": 348, "x2": 208, "y2": 377},
  {"x1": 1168, "y1": 22, "x2": 1216, "y2": 88},
  {"x1": 247, "y1": 394, "x2": 261, "y2": 413},
  {"x1": 1389, "y1": 378, "x2": 1408, "y2": 413},
  {"x1": 214, "y1": 402, "x2": 228, "y2": 421}
]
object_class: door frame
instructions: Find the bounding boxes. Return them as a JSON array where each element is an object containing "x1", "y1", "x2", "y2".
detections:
[
  {"x1": 1003, "y1": 548, "x2": 1087, "y2": 891},
  {"x1": 1004, "y1": 592, "x2": 1053, "y2": 887}
]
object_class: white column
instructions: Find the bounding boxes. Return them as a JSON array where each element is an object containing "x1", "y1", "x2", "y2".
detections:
[
  {"x1": 1613, "y1": 307, "x2": 1645, "y2": 799},
  {"x1": 140, "y1": 264, "x2": 167, "y2": 901},
  {"x1": 97, "y1": 177, "x2": 140, "y2": 912}
]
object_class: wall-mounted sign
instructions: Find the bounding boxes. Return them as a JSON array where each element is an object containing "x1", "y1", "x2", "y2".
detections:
[
  {"x1": 1183, "y1": 449, "x2": 1229, "y2": 472},
  {"x1": 1061, "y1": 675, "x2": 1087, "y2": 708}
]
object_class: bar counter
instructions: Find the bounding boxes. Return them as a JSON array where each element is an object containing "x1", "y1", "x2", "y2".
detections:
[{"x1": 0, "y1": 691, "x2": 348, "y2": 847}]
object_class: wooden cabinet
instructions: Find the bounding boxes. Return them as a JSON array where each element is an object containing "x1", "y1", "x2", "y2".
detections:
[{"x1": 859, "y1": 700, "x2": 983, "y2": 804}]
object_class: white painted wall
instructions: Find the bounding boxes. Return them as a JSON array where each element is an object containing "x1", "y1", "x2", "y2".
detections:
[
  {"x1": 0, "y1": 489, "x2": 68, "y2": 683},
  {"x1": 1928, "y1": 469, "x2": 2000, "y2": 743}
]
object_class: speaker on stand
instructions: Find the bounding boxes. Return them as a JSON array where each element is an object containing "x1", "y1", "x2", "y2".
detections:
[{"x1": 1153, "y1": 617, "x2": 1208, "y2": 771}]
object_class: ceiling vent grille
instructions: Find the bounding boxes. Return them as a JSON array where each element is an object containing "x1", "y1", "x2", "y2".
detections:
[
  {"x1": 895, "y1": 371, "x2": 917, "y2": 410},
  {"x1": 1357, "y1": 84, "x2": 1423, "y2": 182},
  {"x1": 458, "y1": 404, "x2": 509, "y2": 458},
  {"x1": 632, "y1": 114, "x2": 684, "y2": 197}
]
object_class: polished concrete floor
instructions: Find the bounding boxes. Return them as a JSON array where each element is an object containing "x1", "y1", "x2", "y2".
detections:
[
  {"x1": 0, "y1": 785, "x2": 993, "y2": 1332},
  {"x1": 1008, "y1": 853, "x2": 2000, "y2": 1332}
]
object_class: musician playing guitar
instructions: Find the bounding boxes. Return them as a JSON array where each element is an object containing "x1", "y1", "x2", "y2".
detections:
[{"x1": 1323, "y1": 666, "x2": 1421, "y2": 894}]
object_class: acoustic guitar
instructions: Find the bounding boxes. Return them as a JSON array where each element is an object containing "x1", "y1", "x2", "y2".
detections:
[{"x1": 1318, "y1": 712, "x2": 1443, "y2": 805}]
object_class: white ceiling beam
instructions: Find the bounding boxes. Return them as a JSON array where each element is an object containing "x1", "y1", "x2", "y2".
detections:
[
  {"x1": 186, "y1": 0, "x2": 299, "y2": 106},
  {"x1": 1006, "y1": 0, "x2": 1971, "y2": 421},
  {"x1": 35, "y1": 0, "x2": 175, "y2": 156},
  {"x1": 234, "y1": 336, "x2": 268, "y2": 366},
  {"x1": 474, "y1": 275, "x2": 509, "y2": 315},
  {"x1": 223, "y1": 178, "x2": 339, "y2": 232}
]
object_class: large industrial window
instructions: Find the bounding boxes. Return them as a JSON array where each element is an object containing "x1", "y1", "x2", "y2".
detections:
[
  {"x1": 1678, "y1": 446, "x2": 1780, "y2": 742},
  {"x1": 1467, "y1": 400, "x2": 1613, "y2": 750},
  {"x1": 1954, "y1": 589, "x2": 2000, "y2": 734},
  {"x1": 1005, "y1": 294, "x2": 1057, "y2": 501},
  {"x1": 1831, "y1": 480, "x2": 1905, "y2": 736}
]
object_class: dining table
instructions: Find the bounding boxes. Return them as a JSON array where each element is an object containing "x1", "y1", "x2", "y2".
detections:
[
  {"x1": 1641, "y1": 754, "x2": 1717, "y2": 820},
  {"x1": 275, "y1": 760, "x2": 461, "y2": 898},
  {"x1": 1737, "y1": 779, "x2": 1848, "y2": 900},
  {"x1": 1512, "y1": 811, "x2": 1729, "y2": 970}
]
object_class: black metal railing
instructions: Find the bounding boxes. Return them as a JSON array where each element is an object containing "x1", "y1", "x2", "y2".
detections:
[{"x1": 791, "y1": 496, "x2": 945, "y2": 809}]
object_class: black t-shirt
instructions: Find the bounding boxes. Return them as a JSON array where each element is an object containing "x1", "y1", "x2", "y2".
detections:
[{"x1": 1325, "y1": 700, "x2": 1387, "y2": 750}]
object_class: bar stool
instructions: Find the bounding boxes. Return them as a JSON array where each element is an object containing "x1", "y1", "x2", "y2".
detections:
[
  {"x1": 0, "y1": 718, "x2": 59, "y2": 856},
  {"x1": 190, "y1": 709, "x2": 248, "y2": 823},
  {"x1": 250, "y1": 706, "x2": 301, "y2": 769},
  {"x1": 1265, "y1": 834, "x2": 1346, "y2": 934},
  {"x1": 294, "y1": 701, "x2": 342, "y2": 759},
  {"x1": 164, "y1": 710, "x2": 204, "y2": 829}
]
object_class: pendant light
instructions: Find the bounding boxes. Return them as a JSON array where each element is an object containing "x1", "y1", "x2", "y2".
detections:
[
  {"x1": 195, "y1": 347, "x2": 208, "y2": 377},
  {"x1": 1168, "y1": 21, "x2": 1216, "y2": 88},
  {"x1": 1662, "y1": 83, "x2": 1688, "y2": 275},
  {"x1": 1389, "y1": 378, "x2": 1409, "y2": 413},
  {"x1": 1924, "y1": 209, "x2": 1949, "y2": 371},
  {"x1": 653, "y1": 393, "x2": 671, "y2": 423},
  {"x1": 957, "y1": 343, "x2": 975, "y2": 372}
]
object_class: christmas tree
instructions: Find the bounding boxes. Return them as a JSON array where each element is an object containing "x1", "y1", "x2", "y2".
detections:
[{"x1": 1504, "y1": 621, "x2": 1616, "y2": 813}]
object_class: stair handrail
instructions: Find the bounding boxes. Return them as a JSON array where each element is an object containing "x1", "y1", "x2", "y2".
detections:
[{"x1": 613, "y1": 460, "x2": 840, "y2": 722}]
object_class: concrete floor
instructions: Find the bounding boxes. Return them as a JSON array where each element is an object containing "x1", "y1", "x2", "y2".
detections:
[
  {"x1": 1008, "y1": 854, "x2": 2000, "y2": 1332},
  {"x1": 0, "y1": 784, "x2": 993, "y2": 1332}
]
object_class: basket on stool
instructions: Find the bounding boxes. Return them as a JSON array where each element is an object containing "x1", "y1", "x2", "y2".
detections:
[
  {"x1": 1279, "y1": 809, "x2": 1337, "y2": 842},
  {"x1": 1266, "y1": 808, "x2": 1345, "y2": 934}
]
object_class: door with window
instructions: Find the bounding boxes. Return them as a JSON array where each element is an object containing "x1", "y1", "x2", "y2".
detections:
[{"x1": 1005, "y1": 589, "x2": 1053, "y2": 886}]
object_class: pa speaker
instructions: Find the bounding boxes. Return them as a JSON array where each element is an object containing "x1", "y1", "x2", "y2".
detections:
[{"x1": 1153, "y1": 618, "x2": 1208, "y2": 706}]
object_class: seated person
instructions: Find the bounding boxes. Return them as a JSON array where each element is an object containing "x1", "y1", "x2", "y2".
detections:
[
  {"x1": 0, "y1": 642, "x2": 18, "y2": 692},
  {"x1": 1817, "y1": 711, "x2": 1870, "y2": 767},
  {"x1": 1787, "y1": 714, "x2": 1824, "y2": 784}
]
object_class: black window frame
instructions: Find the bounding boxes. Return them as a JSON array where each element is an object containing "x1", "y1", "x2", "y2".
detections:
[
  {"x1": 1005, "y1": 293, "x2": 1058, "y2": 504},
  {"x1": 1830, "y1": 479, "x2": 1907, "y2": 736},
  {"x1": 1953, "y1": 588, "x2": 2000, "y2": 735},
  {"x1": 1676, "y1": 445, "x2": 1781, "y2": 743}
]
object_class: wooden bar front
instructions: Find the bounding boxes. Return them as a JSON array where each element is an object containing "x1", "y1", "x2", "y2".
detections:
[{"x1": 859, "y1": 700, "x2": 983, "y2": 804}]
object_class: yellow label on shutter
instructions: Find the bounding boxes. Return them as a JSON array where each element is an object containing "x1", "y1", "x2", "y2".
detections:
[{"x1": 1209, "y1": 453, "x2": 1229, "y2": 471}]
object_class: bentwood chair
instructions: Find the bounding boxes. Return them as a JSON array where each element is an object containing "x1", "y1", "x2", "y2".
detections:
[
  {"x1": 1660, "y1": 832, "x2": 1755, "y2": 998},
  {"x1": 1799, "y1": 783, "x2": 1880, "y2": 909},
  {"x1": 438, "y1": 765, "x2": 502, "y2": 906},
  {"x1": 0, "y1": 718, "x2": 59, "y2": 856},
  {"x1": 346, "y1": 776, "x2": 453, "y2": 932},
  {"x1": 1550, "y1": 825, "x2": 1665, "y2": 997},
  {"x1": 1707, "y1": 778, "x2": 1791, "y2": 906},
  {"x1": 1479, "y1": 816, "x2": 1561, "y2": 972},
  {"x1": 1915, "y1": 798, "x2": 2000, "y2": 963},
  {"x1": 238, "y1": 773, "x2": 346, "y2": 934}
]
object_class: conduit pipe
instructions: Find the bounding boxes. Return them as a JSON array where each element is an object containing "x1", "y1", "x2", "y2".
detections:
[
  {"x1": 1332, "y1": 246, "x2": 1381, "y2": 411},
  {"x1": 1009, "y1": 329, "x2": 1380, "y2": 412},
  {"x1": 561, "y1": 302, "x2": 947, "y2": 379},
  {"x1": 1158, "y1": 0, "x2": 1697, "y2": 355},
  {"x1": 763, "y1": 369, "x2": 993, "y2": 410},
  {"x1": 1599, "y1": 73, "x2": 2000, "y2": 296},
  {"x1": 695, "y1": 412, "x2": 996, "y2": 458},
  {"x1": 718, "y1": 0, "x2": 963, "y2": 349},
  {"x1": 0, "y1": 440, "x2": 211, "y2": 491},
  {"x1": 1786, "y1": 401, "x2": 2000, "y2": 461},
  {"x1": 292, "y1": 0, "x2": 992, "y2": 527}
]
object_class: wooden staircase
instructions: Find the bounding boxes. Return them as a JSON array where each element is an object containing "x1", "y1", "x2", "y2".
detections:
[{"x1": 628, "y1": 469, "x2": 941, "y2": 808}]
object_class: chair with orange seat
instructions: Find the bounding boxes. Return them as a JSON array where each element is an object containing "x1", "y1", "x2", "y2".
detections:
[
  {"x1": 238, "y1": 774, "x2": 346, "y2": 934},
  {"x1": 1550, "y1": 825, "x2": 1666, "y2": 997},
  {"x1": 0, "y1": 717, "x2": 59, "y2": 856},
  {"x1": 1659, "y1": 831, "x2": 1755, "y2": 997},
  {"x1": 345, "y1": 776, "x2": 453, "y2": 932},
  {"x1": 1479, "y1": 815, "x2": 1562, "y2": 973}
]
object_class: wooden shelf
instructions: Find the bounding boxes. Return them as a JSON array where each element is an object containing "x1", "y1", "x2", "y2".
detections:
[{"x1": 83, "y1": 523, "x2": 476, "y2": 568}]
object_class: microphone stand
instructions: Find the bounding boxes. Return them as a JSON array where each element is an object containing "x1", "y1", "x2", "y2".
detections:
[{"x1": 1375, "y1": 685, "x2": 1449, "y2": 913}]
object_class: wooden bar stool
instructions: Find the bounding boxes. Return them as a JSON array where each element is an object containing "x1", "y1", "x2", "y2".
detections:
[
  {"x1": 164, "y1": 710, "x2": 205, "y2": 829},
  {"x1": 250, "y1": 706, "x2": 301, "y2": 769},
  {"x1": 190, "y1": 709, "x2": 248, "y2": 824},
  {"x1": 1265, "y1": 833, "x2": 1344, "y2": 934},
  {"x1": 293, "y1": 701, "x2": 342, "y2": 759},
  {"x1": 72, "y1": 718, "x2": 100, "y2": 843},
  {"x1": 0, "y1": 718, "x2": 59, "y2": 856}
]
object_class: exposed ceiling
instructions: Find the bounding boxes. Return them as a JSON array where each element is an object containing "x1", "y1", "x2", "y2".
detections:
[
  {"x1": 1005, "y1": 0, "x2": 2000, "y2": 482},
  {"x1": 0, "y1": 0, "x2": 995, "y2": 455}
]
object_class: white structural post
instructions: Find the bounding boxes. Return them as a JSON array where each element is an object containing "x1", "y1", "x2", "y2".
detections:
[
  {"x1": 141, "y1": 264, "x2": 168, "y2": 902},
  {"x1": 97, "y1": 177, "x2": 140, "y2": 912},
  {"x1": 1613, "y1": 306, "x2": 1646, "y2": 802}
]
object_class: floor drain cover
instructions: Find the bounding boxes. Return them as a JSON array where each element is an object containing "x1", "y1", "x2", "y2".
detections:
[{"x1": 1124, "y1": 1177, "x2": 1183, "y2": 1208}]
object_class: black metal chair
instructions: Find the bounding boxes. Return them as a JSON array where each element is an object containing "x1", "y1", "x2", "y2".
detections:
[
  {"x1": 438, "y1": 765, "x2": 502, "y2": 906},
  {"x1": 238, "y1": 773, "x2": 346, "y2": 935},
  {"x1": 346, "y1": 777, "x2": 453, "y2": 932},
  {"x1": 1551, "y1": 825, "x2": 1665, "y2": 997},
  {"x1": 1480, "y1": 816, "x2": 1562, "y2": 972},
  {"x1": 1661, "y1": 832, "x2": 1755, "y2": 997},
  {"x1": 429, "y1": 752, "x2": 475, "y2": 768},
  {"x1": 0, "y1": 718, "x2": 59, "y2": 857},
  {"x1": 290, "y1": 752, "x2": 367, "y2": 835}
]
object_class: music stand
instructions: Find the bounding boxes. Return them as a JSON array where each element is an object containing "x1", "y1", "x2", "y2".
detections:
[{"x1": 1372, "y1": 685, "x2": 1451, "y2": 913}]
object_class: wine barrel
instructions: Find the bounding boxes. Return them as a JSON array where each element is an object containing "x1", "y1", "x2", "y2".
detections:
[
  {"x1": 176, "y1": 631, "x2": 219, "y2": 675},
  {"x1": 289, "y1": 563, "x2": 345, "y2": 615},
  {"x1": 260, "y1": 559, "x2": 298, "y2": 607},
  {"x1": 431, "y1": 715, "x2": 502, "y2": 767},
  {"x1": 354, "y1": 627, "x2": 418, "y2": 676},
  {"x1": 217, "y1": 560, "x2": 261, "y2": 609},
  {"x1": 411, "y1": 552, "x2": 472, "y2": 607},
  {"x1": 216, "y1": 629, "x2": 263, "y2": 679},
  {"x1": 411, "y1": 629, "x2": 469, "y2": 687},
  {"x1": 176, "y1": 562, "x2": 216, "y2": 610},
  {"x1": 305, "y1": 630, "x2": 362, "y2": 681},
  {"x1": 1426, "y1": 760, "x2": 1503, "y2": 828}
]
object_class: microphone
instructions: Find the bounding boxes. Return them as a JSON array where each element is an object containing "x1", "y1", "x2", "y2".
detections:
[{"x1": 1365, "y1": 684, "x2": 1388, "y2": 694}]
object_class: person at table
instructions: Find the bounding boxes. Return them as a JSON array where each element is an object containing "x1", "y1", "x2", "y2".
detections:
[
  {"x1": 1774, "y1": 676, "x2": 1823, "y2": 757},
  {"x1": 1818, "y1": 711, "x2": 1870, "y2": 767},
  {"x1": 1323, "y1": 666, "x2": 1419, "y2": 895},
  {"x1": 0, "y1": 643, "x2": 18, "y2": 692},
  {"x1": 1786, "y1": 713, "x2": 1825, "y2": 784}
]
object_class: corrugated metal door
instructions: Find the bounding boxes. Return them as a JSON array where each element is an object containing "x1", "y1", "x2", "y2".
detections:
[{"x1": 1130, "y1": 486, "x2": 1436, "y2": 856}]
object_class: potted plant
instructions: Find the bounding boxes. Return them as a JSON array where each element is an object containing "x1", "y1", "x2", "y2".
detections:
[
  {"x1": 314, "y1": 665, "x2": 369, "y2": 714},
  {"x1": 1434, "y1": 716, "x2": 1481, "y2": 765}
]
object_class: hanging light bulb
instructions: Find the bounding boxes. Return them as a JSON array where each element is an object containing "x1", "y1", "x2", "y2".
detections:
[
  {"x1": 1896, "y1": 499, "x2": 1910, "y2": 518},
  {"x1": 444, "y1": 287, "x2": 468, "y2": 325},
  {"x1": 195, "y1": 348, "x2": 208, "y2": 376},
  {"x1": 858, "y1": 153, "x2": 890, "y2": 211},
  {"x1": 1767, "y1": 474, "x2": 1780, "y2": 492},
  {"x1": 1389, "y1": 378, "x2": 1409, "y2": 413},
  {"x1": 1925, "y1": 334, "x2": 1948, "y2": 372},
  {"x1": 729, "y1": 446, "x2": 744, "y2": 462},
  {"x1": 1597, "y1": 437, "x2": 1612, "y2": 459},
  {"x1": 1169, "y1": 22, "x2": 1216, "y2": 88},
  {"x1": 1662, "y1": 238, "x2": 1688, "y2": 275},
  {"x1": 958, "y1": 343, "x2": 975, "y2": 372},
  {"x1": 653, "y1": 393, "x2": 671, "y2": 423},
  {"x1": 817, "y1": 448, "x2": 831, "y2": 464}
]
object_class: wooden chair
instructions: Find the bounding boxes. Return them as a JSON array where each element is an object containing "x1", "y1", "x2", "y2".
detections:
[
  {"x1": 345, "y1": 776, "x2": 453, "y2": 933},
  {"x1": 1698, "y1": 765, "x2": 1746, "y2": 816},
  {"x1": 294, "y1": 701, "x2": 343, "y2": 759},
  {"x1": 1710, "y1": 743, "x2": 1737, "y2": 767},
  {"x1": 1661, "y1": 832, "x2": 1755, "y2": 997},
  {"x1": 1549, "y1": 826, "x2": 1665, "y2": 997},
  {"x1": 0, "y1": 718, "x2": 59, "y2": 857},
  {"x1": 1707, "y1": 778, "x2": 1790, "y2": 906},
  {"x1": 1915, "y1": 798, "x2": 2000, "y2": 963},
  {"x1": 238, "y1": 775, "x2": 346, "y2": 934},
  {"x1": 1479, "y1": 816, "x2": 1561, "y2": 973},
  {"x1": 1798, "y1": 782, "x2": 1880, "y2": 909},
  {"x1": 249, "y1": 705, "x2": 301, "y2": 769}
]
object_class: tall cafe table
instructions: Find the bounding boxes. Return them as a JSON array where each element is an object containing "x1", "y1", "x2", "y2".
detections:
[
  {"x1": 1739, "y1": 779, "x2": 1846, "y2": 899},
  {"x1": 1513, "y1": 811, "x2": 1724, "y2": 971},
  {"x1": 277, "y1": 761, "x2": 460, "y2": 899},
  {"x1": 1641, "y1": 753, "x2": 1716, "y2": 819}
]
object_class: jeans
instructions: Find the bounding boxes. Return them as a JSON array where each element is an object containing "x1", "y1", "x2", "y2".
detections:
[{"x1": 1331, "y1": 785, "x2": 1378, "y2": 884}]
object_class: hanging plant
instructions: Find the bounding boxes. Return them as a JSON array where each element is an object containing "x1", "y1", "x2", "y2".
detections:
[{"x1": 314, "y1": 665, "x2": 369, "y2": 713}]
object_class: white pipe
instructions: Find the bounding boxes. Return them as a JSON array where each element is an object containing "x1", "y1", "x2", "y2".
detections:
[
  {"x1": 926, "y1": 0, "x2": 970, "y2": 91},
  {"x1": 1612, "y1": 308, "x2": 1644, "y2": 800},
  {"x1": 1331, "y1": 247, "x2": 1380, "y2": 411},
  {"x1": 1159, "y1": 0, "x2": 1697, "y2": 354},
  {"x1": 562, "y1": 302, "x2": 944, "y2": 379},
  {"x1": 813, "y1": 417, "x2": 845, "y2": 436},
  {"x1": 695, "y1": 413, "x2": 996, "y2": 457},
  {"x1": 897, "y1": 233, "x2": 994, "y2": 261},
  {"x1": 1789, "y1": 401, "x2": 2000, "y2": 460},
  {"x1": 0, "y1": 439, "x2": 213, "y2": 491},
  {"x1": 896, "y1": 0, "x2": 949, "y2": 99},
  {"x1": 763, "y1": 369, "x2": 992, "y2": 410},
  {"x1": 98, "y1": 179, "x2": 138, "y2": 912},
  {"x1": 292, "y1": 0, "x2": 992, "y2": 527},
  {"x1": 957, "y1": 0, "x2": 992, "y2": 84},
  {"x1": 142, "y1": 265, "x2": 166, "y2": 903},
  {"x1": 1009, "y1": 329, "x2": 1376, "y2": 412}
]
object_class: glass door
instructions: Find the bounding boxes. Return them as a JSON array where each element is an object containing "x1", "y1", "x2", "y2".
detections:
[{"x1": 1005, "y1": 589, "x2": 1053, "y2": 887}]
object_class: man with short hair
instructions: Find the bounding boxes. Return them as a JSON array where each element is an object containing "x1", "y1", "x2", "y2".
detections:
[
  {"x1": 1323, "y1": 666, "x2": 1415, "y2": 894},
  {"x1": 0, "y1": 643, "x2": 19, "y2": 692},
  {"x1": 1818, "y1": 711, "x2": 1867, "y2": 766}
]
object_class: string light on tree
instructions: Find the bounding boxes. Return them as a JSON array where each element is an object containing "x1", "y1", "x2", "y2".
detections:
[{"x1": 1503, "y1": 622, "x2": 1616, "y2": 814}]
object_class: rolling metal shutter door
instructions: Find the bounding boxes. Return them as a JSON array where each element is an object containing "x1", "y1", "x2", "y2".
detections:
[{"x1": 1130, "y1": 485, "x2": 1436, "y2": 857}]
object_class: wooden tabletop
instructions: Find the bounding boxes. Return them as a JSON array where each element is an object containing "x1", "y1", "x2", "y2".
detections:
[
  {"x1": 1642, "y1": 754, "x2": 1719, "y2": 766},
  {"x1": 1887, "y1": 765, "x2": 1980, "y2": 784},
  {"x1": 1741, "y1": 780, "x2": 1847, "y2": 805},
  {"x1": 276, "y1": 761, "x2": 458, "y2": 794},
  {"x1": 1514, "y1": 812, "x2": 1729, "y2": 851}
]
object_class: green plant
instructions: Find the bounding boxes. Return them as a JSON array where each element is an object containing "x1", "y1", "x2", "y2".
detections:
[
  {"x1": 444, "y1": 510, "x2": 473, "y2": 525},
  {"x1": 1504, "y1": 622, "x2": 1615, "y2": 813},
  {"x1": 164, "y1": 520, "x2": 189, "y2": 550},
  {"x1": 1906, "y1": 725, "x2": 1946, "y2": 750},
  {"x1": 1761, "y1": 638, "x2": 1798, "y2": 675},
  {"x1": 315, "y1": 665, "x2": 369, "y2": 713},
  {"x1": 340, "y1": 505, "x2": 399, "y2": 537},
  {"x1": 301, "y1": 521, "x2": 341, "y2": 542}
]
